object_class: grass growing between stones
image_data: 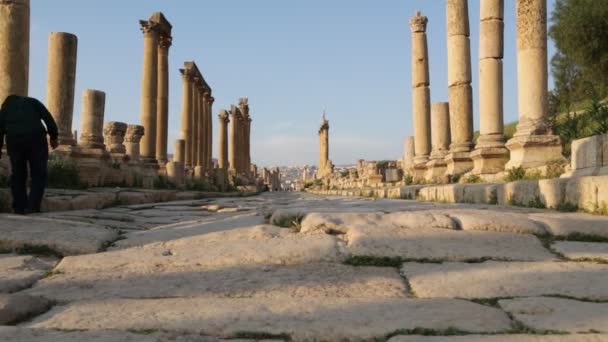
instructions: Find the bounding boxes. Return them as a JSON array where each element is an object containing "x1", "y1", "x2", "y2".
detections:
[
  {"x1": 14, "y1": 244, "x2": 63, "y2": 258},
  {"x1": 379, "y1": 327, "x2": 474, "y2": 341},
  {"x1": 232, "y1": 331, "x2": 291, "y2": 340}
]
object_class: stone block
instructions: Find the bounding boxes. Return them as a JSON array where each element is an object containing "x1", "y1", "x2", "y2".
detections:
[
  {"x1": 538, "y1": 178, "x2": 568, "y2": 209},
  {"x1": 385, "y1": 169, "x2": 402, "y2": 183},
  {"x1": 479, "y1": 20, "x2": 504, "y2": 59},
  {"x1": 497, "y1": 180, "x2": 541, "y2": 206},
  {"x1": 447, "y1": 35, "x2": 472, "y2": 85},
  {"x1": 505, "y1": 134, "x2": 563, "y2": 170},
  {"x1": 564, "y1": 176, "x2": 608, "y2": 213}
]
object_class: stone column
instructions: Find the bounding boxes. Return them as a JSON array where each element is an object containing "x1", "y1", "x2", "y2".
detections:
[
  {"x1": 166, "y1": 139, "x2": 185, "y2": 187},
  {"x1": 78, "y1": 90, "x2": 106, "y2": 151},
  {"x1": 46, "y1": 32, "x2": 77, "y2": 147},
  {"x1": 403, "y1": 136, "x2": 415, "y2": 171},
  {"x1": 505, "y1": 0, "x2": 562, "y2": 170},
  {"x1": 207, "y1": 96, "x2": 214, "y2": 170},
  {"x1": 470, "y1": 0, "x2": 509, "y2": 176},
  {"x1": 198, "y1": 93, "x2": 209, "y2": 171},
  {"x1": 410, "y1": 12, "x2": 431, "y2": 180},
  {"x1": 239, "y1": 98, "x2": 250, "y2": 175},
  {"x1": 125, "y1": 124, "x2": 145, "y2": 162},
  {"x1": 179, "y1": 69, "x2": 193, "y2": 168},
  {"x1": 0, "y1": 0, "x2": 29, "y2": 104},
  {"x1": 425, "y1": 102, "x2": 450, "y2": 182},
  {"x1": 191, "y1": 81, "x2": 200, "y2": 174},
  {"x1": 139, "y1": 20, "x2": 159, "y2": 163},
  {"x1": 229, "y1": 106, "x2": 238, "y2": 172},
  {"x1": 103, "y1": 121, "x2": 128, "y2": 155},
  {"x1": 318, "y1": 115, "x2": 329, "y2": 178},
  {"x1": 218, "y1": 110, "x2": 230, "y2": 170},
  {"x1": 174, "y1": 139, "x2": 185, "y2": 164},
  {"x1": 246, "y1": 117, "x2": 252, "y2": 173},
  {"x1": 201, "y1": 93, "x2": 210, "y2": 170},
  {"x1": 445, "y1": 0, "x2": 474, "y2": 176},
  {"x1": 155, "y1": 35, "x2": 171, "y2": 163}
]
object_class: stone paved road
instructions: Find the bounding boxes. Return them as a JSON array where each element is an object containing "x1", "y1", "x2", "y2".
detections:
[{"x1": 1, "y1": 192, "x2": 608, "y2": 341}]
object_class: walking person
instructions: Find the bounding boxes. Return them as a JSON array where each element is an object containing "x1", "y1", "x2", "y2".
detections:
[{"x1": 0, "y1": 95, "x2": 59, "y2": 214}]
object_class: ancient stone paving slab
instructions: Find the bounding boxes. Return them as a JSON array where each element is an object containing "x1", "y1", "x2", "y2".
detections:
[
  {"x1": 401, "y1": 261, "x2": 608, "y2": 299},
  {"x1": 0, "y1": 254, "x2": 57, "y2": 293},
  {"x1": 26, "y1": 263, "x2": 408, "y2": 303},
  {"x1": 552, "y1": 241, "x2": 608, "y2": 261},
  {"x1": 28, "y1": 298, "x2": 512, "y2": 339},
  {"x1": 388, "y1": 335, "x2": 608, "y2": 341},
  {"x1": 447, "y1": 210, "x2": 547, "y2": 234},
  {"x1": 0, "y1": 327, "x2": 227, "y2": 342},
  {"x1": 0, "y1": 214, "x2": 119, "y2": 255},
  {"x1": 301, "y1": 212, "x2": 554, "y2": 261},
  {"x1": 499, "y1": 297, "x2": 608, "y2": 333},
  {"x1": 528, "y1": 212, "x2": 608, "y2": 238},
  {"x1": 114, "y1": 213, "x2": 266, "y2": 248},
  {"x1": 55, "y1": 226, "x2": 342, "y2": 273},
  {"x1": 344, "y1": 227, "x2": 554, "y2": 261},
  {"x1": 0, "y1": 293, "x2": 50, "y2": 324}
]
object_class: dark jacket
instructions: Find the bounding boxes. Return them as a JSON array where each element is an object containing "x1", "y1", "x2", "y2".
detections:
[{"x1": 0, "y1": 95, "x2": 59, "y2": 150}]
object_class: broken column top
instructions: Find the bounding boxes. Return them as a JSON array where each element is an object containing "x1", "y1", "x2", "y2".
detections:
[
  {"x1": 410, "y1": 11, "x2": 428, "y2": 33},
  {"x1": 125, "y1": 124, "x2": 145, "y2": 142}
]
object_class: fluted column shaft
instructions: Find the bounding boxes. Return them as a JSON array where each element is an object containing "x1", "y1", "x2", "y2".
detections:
[
  {"x1": 139, "y1": 21, "x2": 159, "y2": 162},
  {"x1": 46, "y1": 32, "x2": 77, "y2": 146},
  {"x1": 156, "y1": 36, "x2": 171, "y2": 163},
  {"x1": 0, "y1": 0, "x2": 29, "y2": 104}
]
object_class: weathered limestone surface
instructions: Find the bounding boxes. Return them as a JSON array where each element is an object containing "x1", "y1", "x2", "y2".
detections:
[
  {"x1": 54, "y1": 225, "x2": 341, "y2": 273},
  {"x1": 0, "y1": 293, "x2": 50, "y2": 324},
  {"x1": 78, "y1": 89, "x2": 106, "y2": 150},
  {"x1": 552, "y1": 241, "x2": 608, "y2": 261},
  {"x1": 445, "y1": 0, "x2": 474, "y2": 175},
  {"x1": 389, "y1": 335, "x2": 608, "y2": 342},
  {"x1": 0, "y1": 327, "x2": 223, "y2": 342},
  {"x1": 500, "y1": 297, "x2": 608, "y2": 333},
  {"x1": 563, "y1": 134, "x2": 608, "y2": 178},
  {"x1": 139, "y1": 19, "x2": 159, "y2": 163},
  {"x1": 471, "y1": 0, "x2": 508, "y2": 175},
  {"x1": 0, "y1": 0, "x2": 30, "y2": 104},
  {"x1": 0, "y1": 215, "x2": 118, "y2": 255},
  {"x1": 46, "y1": 32, "x2": 77, "y2": 147},
  {"x1": 410, "y1": 12, "x2": 431, "y2": 173},
  {"x1": 28, "y1": 297, "x2": 512, "y2": 338},
  {"x1": 402, "y1": 261, "x2": 608, "y2": 299},
  {"x1": 301, "y1": 212, "x2": 553, "y2": 261},
  {"x1": 0, "y1": 255, "x2": 57, "y2": 293},
  {"x1": 28, "y1": 263, "x2": 408, "y2": 303},
  {"x1": 426, "y1": 102, "x2": 450, "y2": 182},
  {"x1": 3, "y1": 192, "x2": 608, "y2": 339},
  {"x1": 506, "y1": 0, "x2": 563, "y2": 169}
]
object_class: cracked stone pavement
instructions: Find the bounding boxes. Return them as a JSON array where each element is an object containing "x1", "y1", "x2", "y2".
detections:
[{"x1": 1, "y1": 192, "x2": 608, "y2": 341}]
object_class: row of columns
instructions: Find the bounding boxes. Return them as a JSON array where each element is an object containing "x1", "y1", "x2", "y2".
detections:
[
  {"x1": 226, "y1": 99, "x2": 252, "y2": 175},
  {"x1": 139, "y1": 13, "x2": 172, "y2": 164},
  {"x1": 408, "y1": 0, "x2": 561, "y2": 182},
  {"x1": 178, "y1": 61, "x2": 213, "y2": 176}
]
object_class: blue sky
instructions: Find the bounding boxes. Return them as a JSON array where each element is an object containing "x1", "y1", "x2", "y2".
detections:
[{"x1": 29, "y1": 0, "x2": 557, "y2": 167}]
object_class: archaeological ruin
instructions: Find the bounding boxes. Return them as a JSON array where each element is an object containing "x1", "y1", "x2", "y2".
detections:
[{"x1": 1, "y1": 1, "x2": 608, "y2": 340}]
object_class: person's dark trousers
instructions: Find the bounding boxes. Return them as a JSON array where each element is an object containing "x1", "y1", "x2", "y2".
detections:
[{"x1": 7, "y1": 134, "x2": 48, "y2": 214}]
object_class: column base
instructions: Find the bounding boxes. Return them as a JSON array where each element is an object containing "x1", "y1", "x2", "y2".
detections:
[
  {"x1": 470, "y1": 146, "x2": 509, "y2": 175},
  {"x1": 505, "y1": 134, "x2": 563, "y2": 170},
  {"x1": 411, "y1": 162, "x2": 428, "y2": 183},
  {"x1": 51, "y1": 145, "x2": 82, "y2": 158},
  {"x1": 425, "y1": 159, "x2": 447, "y2": 183},
  {"x1": 194, "y1": 166, "x2": 205, "y2": 179},
  {"x1": 166, "y1": 161, "x2": 185, "y2": 189},
  {"x1": 445, "y1": 152, "x2": 473, "y2": 176}
]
